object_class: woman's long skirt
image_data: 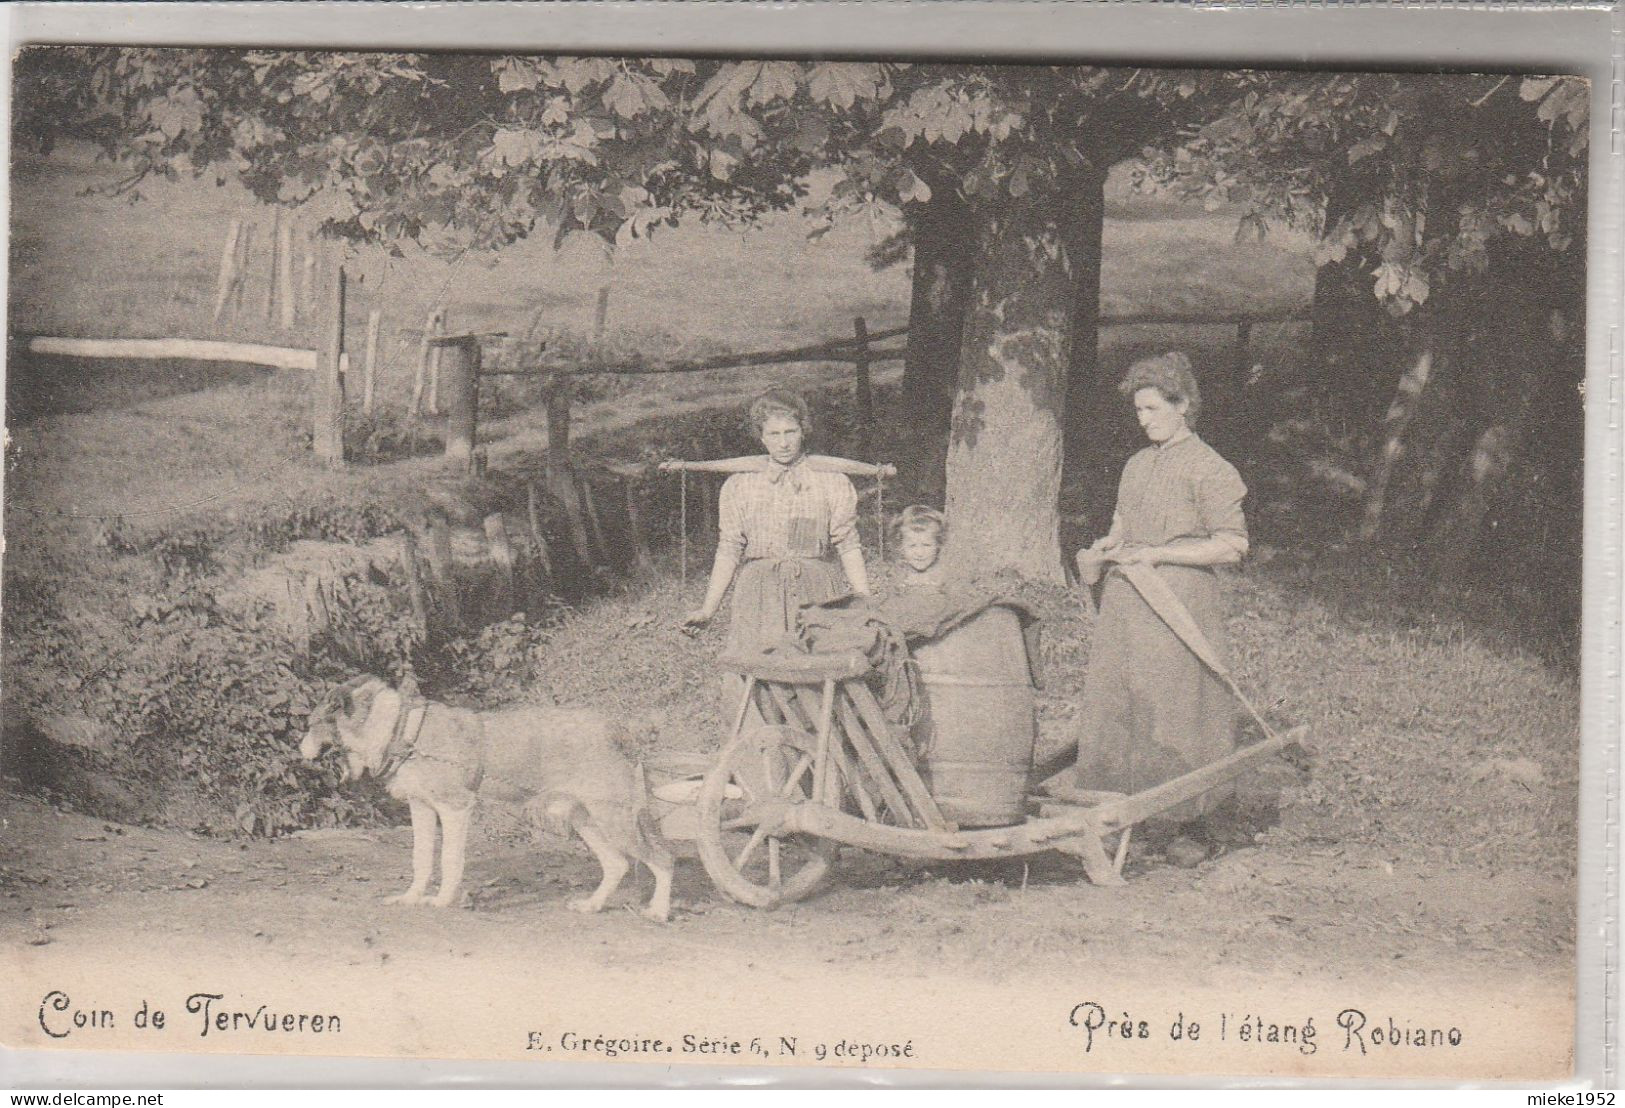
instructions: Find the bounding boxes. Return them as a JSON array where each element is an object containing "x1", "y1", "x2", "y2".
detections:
[
  {"x1": 720, "y1": 557, "x2": 849, "y2": 729},
  {"x1": 1073, "y1": 564, "x2": 1238, "y2": 822},
  {"x1": 725, "y1": 556, "x2": 849, "y2": 655}
]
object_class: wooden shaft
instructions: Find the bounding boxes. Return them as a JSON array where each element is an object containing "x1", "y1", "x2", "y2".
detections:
[
  {"x1": 1091, "y1": 726, "x2": 1308, "y2": 832},
  {"x1": 777, "y1": 801, "x2": 1108, "y2": 862},
  {"x1": 658, "y1": 455, "x2": 897, "y2": 478}
]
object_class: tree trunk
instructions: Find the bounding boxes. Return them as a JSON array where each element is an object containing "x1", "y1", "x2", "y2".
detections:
[
  {"x1": 898, "y1": 175, "x2": 974, "y2": 504},
  {"x1": 1061, "y1": 161, "x2": 1109, "y2": 477},
  {"x1": 942, "y1": 188, "x2": 1077, "y2": 583},
  {"x1": 1058, "y1": 162, "x2": 1114, "y2": 535},
  {"x1": 1360, "y1": 305, "x2": 1467, "y2": 551}
]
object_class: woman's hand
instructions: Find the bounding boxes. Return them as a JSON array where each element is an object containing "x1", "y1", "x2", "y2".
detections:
[
  {"x1": 1111, "y1": 545, "x2": 1162, "y2": 567},
  {"x1": 680, "y1": 608, "x2": 714, "y2": 632},
  {"x1": 1075, "y1": 547, "x2": 1108, "y2": 586}
]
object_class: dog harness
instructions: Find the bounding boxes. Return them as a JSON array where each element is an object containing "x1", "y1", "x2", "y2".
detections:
[{"x1": 375, "y1": 699, "x2": 430, "y2": 779}]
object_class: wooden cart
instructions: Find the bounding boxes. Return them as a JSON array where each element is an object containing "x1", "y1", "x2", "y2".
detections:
[{"x1": 688, "y1": 649, "x2": 1308, "y2": 909}]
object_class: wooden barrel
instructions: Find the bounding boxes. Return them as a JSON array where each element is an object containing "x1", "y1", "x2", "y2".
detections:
[{"x1": 910, "y1": 604, "x2": 1036, "y2": 827}]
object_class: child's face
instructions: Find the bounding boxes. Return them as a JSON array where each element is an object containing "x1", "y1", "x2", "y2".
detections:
[{"x1": 901, "y1": 532, "x2": 941, "y2": 573}]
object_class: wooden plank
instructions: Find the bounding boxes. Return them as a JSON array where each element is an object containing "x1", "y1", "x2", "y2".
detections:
[
  {"x1": 833, "y1": 694, "x2": 916, "y2": 827},
  {"x1": 844, "y1": 682, "x2": 951, "y2": 831},
  {"x1": 26, "y1": 337, "x2": 346, "y2": 372},
  {"x1": 778, "y1": 685, "x2": 876, "y2": 821},
  {"x1": 768, "y1": 684, "x2": 875, "y2": 821},
  {"x1": 717, "y1": 650, "x2": 870, "y2": 683}
]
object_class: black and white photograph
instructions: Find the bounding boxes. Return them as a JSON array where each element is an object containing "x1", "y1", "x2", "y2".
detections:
[{"x1": 0, "y1": 4, "x2": 1613, "y2": 1085}]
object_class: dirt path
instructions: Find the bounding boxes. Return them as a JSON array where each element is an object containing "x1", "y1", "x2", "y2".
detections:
[{"x1": 0, "y1": 788, "x2": 1574, "y2": 1080}]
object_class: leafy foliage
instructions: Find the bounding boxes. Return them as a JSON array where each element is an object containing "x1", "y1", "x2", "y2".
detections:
[
  {"x1": 7, "y1": 498, "x2": 418, "y2": 836},
  {"x1": 1138, "y1": 73, "x2": 1588, "y2": 315},
  {"x1": 13, "y1": 49, "x2": 809, "y2": 255}
]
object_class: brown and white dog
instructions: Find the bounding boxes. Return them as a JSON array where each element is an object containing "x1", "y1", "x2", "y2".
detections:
[{"x1": 300, "y1": 676, "x2": 674, "y2": 922}]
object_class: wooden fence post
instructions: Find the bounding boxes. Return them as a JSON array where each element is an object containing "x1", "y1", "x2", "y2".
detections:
[
  {"x1": 235, "y1": 222, "x2": 256, "y2": 314},
  {"x1": 1234, "y1": 319, "x2": 1253, "y2": 388},
  {"x1": 545, "y1": 376, "x2": 573, "y2": 476},
  {"x1": 425, "y1": 512, "x2": 462, "y2": 630},
  {"x1": 300, "y1": 231, "x2": 317, "y2": 318},
  {"x1": 362, "y1": 308, "x2": 382, "y2": 415},
  {"x1": 212, "y1": 219, "x2": 241, "y2": 322},
  {"x1": 853, "y1": 315, "x2": 874, "y2": 460},
  {"x1": 262, "y1": 210, "x2": 279, "y2": 322},
  {"x1": 426, "y1": 311, "x2": 447, "y2": 415},
  {"x1": 277, "y1": 213, "x2": 296, "y2": 328},
  {"x1": 412, "y1": 307, "x2": 444, "y2": 415},
  {"x1": 438, "y1": 335, "x2": 480, "y2": 467},
  {"x1": 593, "y1": 283, "x2": 611, "y2": 344},
  {"x1": 311, "y1": 250, "x2": 346, "y2": 469}
]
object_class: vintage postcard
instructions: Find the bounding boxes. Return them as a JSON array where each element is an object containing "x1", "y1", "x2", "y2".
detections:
[{"x1": 1, "y1": 2, "x2": 1614, "y2": 1087}]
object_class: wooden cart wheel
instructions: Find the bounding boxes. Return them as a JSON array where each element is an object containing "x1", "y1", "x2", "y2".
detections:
[{"x1": 697, "y1": 724, "x2": 841, "y2": 908}]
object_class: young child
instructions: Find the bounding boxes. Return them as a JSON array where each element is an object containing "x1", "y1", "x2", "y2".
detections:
[{"x1": 891, "y1": 505, "x2": 947, "y2": 590}]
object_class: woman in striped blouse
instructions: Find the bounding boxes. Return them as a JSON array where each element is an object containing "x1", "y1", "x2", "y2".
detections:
[
  {"x1": 681, "y1": 389, "x2": 871, "y2": 655},
  {"x1": 1070, "y1": 353, "x2": 1248, "y2": 855}
]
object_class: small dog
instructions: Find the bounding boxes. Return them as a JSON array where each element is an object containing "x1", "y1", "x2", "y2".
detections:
[{"x1": 300, "y1": 676, "x2": 673, "y2": 922}]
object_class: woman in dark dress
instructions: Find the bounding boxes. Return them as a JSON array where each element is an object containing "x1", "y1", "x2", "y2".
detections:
[{"x1": 1071, "y1": 353, "x2": 1248, "y2": 855}]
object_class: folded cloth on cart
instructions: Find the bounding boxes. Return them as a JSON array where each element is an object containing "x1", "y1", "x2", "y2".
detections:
[{"x1": 783, "y1": 588, "x2": 1042, "y2": 726}]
